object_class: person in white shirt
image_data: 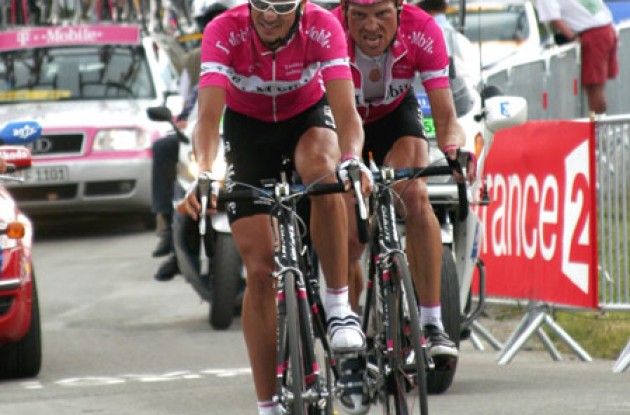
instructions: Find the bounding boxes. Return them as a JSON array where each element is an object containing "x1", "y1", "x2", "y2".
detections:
[{"x1": 536, "y1": 0, "x2": 619, "y2": 114}]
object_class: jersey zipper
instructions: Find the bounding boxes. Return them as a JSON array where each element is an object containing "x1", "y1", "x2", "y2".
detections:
[{"x1": 272, "y1": 51, "x2": 278, "y2": 122}]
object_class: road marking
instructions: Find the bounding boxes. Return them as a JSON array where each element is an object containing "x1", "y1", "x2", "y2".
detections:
[{"x1": 20, "y1": 368, "x2": 251, "y2": 390}]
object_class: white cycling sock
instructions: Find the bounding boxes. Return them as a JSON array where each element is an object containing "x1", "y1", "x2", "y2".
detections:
[
  {"x1": 325, "y1": 286, "x2": 350, "y2": 318},
  {"x1": 258, "y1": 400, "x2": 281, "y2": 415},
  {"x1": 419, "y1": 305, "x2": 444, "y2": 331}
]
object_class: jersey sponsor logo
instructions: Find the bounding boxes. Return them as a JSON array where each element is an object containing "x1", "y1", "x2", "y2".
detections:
[
  {"x1": 406, "y1": 31, "x2": 436, "y2": 54},
  {"x1": 202, "y1": 63, "x2": 320, "y2": 96},
  {"x1": 355, "y1": 79, "x2": 411, "y2": 107},
  {"x1": 305, "y1": 26, "x2": 332, "y2": 49}
]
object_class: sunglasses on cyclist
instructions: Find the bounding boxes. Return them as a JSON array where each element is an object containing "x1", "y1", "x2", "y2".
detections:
[{"x1": 249, "y1": 0, "x2": 301, "y2": 15}]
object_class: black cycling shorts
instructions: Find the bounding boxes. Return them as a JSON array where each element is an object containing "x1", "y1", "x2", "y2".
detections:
[
  {"x1": 222, "y1": 96, "x2": 335, "y2": 223},
  {"x1": 362, "y1": 88, "x2": 426, "y2": 166}
]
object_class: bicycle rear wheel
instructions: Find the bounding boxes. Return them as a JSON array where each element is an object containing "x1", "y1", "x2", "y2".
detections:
[{"x1": 386, "y1": 252, "x2": 429, "y2": 415}]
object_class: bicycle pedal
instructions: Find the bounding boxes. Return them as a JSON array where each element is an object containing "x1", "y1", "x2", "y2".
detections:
[
  {"x1": 332, "y1": 349, "x2": 365, "y2": 359},
  {"x1": 431, "y1": 355, "x2": 457, "y2": 371}
]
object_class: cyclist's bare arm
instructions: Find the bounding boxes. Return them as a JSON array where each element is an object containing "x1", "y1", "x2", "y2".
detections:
[
  {"x1": 183, "y1": 86, "x2": 225, "y2": 219},
  {"x1": 324, "y1": 78, "x2": 372, "y2": 195},
  {"x1": 427, "y1": 87, "x2": 474, "y2": 182}
]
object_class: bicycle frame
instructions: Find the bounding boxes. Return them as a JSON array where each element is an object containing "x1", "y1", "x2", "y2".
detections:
[
  {"x1": 361, "y1": 166, "x2": 431, "y2": 415},
  {"x1": 271, "y1": 192, "x2": 330, "y2": 413},
  {"x1": 216, "y1": 172, "x2": 354, "y2": 415}
]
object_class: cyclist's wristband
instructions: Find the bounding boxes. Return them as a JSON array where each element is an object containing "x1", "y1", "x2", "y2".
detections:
[{"x1": 442, "y1": 144, "x2": 459, "y2": 156}]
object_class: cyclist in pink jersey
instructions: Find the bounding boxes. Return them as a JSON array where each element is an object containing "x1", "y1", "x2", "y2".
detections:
[
  {"x1": 178, "y1": 2, "x2": 372, "y2": 414},
  {"x1": 332, "y1": 1, "x2": 475, "y2": 413}
]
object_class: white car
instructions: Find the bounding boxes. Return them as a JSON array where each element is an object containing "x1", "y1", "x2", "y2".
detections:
[
  {"x1": 0, "y1": 24, "x2": 183, "y2": 226},
  {"x1": 447, "y1": 0, "x2": 552, "y2": 70}
]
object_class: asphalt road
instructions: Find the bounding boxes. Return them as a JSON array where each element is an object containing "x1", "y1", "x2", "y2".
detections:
[{"x1": 0, "y1": 215, "x2": 628, "y2": 415}]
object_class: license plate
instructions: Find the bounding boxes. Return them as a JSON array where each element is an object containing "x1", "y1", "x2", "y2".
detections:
[{"x1": 18, "y1": 166, "x2": 69, "y2": 183}]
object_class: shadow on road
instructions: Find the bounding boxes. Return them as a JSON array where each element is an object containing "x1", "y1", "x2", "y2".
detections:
[{"x1": 31, "y1": 213, "x2": 153, "y2": 240}]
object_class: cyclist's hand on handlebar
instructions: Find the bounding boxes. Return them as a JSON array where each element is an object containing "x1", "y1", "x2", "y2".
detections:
[
  {"x1": 336, "y1": 154, "x2": 374, "y2": 197},
  {"x1": 176, "y1": 171, "x2": 219, "y2": 220},
  {"x1": 443, "y1": 145, "x2": 477, "y2": 183}
]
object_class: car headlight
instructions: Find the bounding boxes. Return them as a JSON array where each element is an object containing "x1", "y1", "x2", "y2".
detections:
[{"x1": 93, "y1": 129, "x2": 150, "y2": 151}]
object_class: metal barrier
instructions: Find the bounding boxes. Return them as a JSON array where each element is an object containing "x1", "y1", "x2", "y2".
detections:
[
  {"x1": 484, "y1": 22, "x2": 630, "y2": 119},
  {"x1": 596, "y1": 116, "x2": 630, "y2": 372},
  {"x1": 480, "y1": 23, "x2": 630, "y2": 370}
]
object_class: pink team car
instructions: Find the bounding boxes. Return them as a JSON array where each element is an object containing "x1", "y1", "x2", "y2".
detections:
[{"x1": 0, "y1": 24, "x2": 183, "y2": 226}]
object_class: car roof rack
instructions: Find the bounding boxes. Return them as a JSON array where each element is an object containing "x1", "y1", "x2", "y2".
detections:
[{"x1": 0, "y1": 0, "x2": 194, "y2": 36}]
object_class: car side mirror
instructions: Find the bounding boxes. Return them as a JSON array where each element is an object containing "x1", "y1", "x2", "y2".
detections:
[{"x1": 146, "y1": 106, "x2": 173, "y2": 122}]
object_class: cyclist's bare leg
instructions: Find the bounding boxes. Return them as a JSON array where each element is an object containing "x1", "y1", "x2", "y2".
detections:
[
  {"x1": 385, "y1": 136, "x2": 441, "y2": 307},
  {"x1": 347, "y1": 259, "x2": 364, "y2": 311},
  {"x1": 294, "y1": 126, "x2": 347, "y2": 290},
  {"x1": 345, "y1": 192, "x2": 365, "y2": 311},
  {"x1": 294, "y1": 126, "x2": 365, "y2": 352},
  {"x1": 230, "y1": 215, "x2": 277, "y2": 402}
]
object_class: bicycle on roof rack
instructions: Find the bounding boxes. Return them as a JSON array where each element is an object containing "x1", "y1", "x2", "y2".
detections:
[{"x1": 0, "y1": 0, "x2": 193, "y2": 36}]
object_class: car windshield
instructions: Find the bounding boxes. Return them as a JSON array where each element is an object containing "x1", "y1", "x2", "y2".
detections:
[
  {"x1": 0, "y1": 45, "x2": 156, "y2": 104},
  {"x1": 448, "y1": 6, "x2": 530, "y2": 42}
]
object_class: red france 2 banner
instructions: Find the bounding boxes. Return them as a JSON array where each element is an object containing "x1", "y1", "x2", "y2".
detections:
[{"x1": 473, "y1": 121, "x2": 598, "y2": 309}]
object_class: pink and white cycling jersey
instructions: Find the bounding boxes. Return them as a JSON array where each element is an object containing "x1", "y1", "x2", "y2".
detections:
[
  {"x1": 199, "y1": 3, "x2": 352, "y2": 123},
  {"x1": 332, "y1": 5, "x2": 450, "y2": 123}
]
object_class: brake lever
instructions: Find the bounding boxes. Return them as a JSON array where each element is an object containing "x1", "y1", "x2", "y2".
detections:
[
  {"x1": 197, "y1": 172, "x2": 212, "y2": 235},
  {"x1": 445, "y1": 149, "x2": 470, "y2": 221},
  {"x1": 347, "y1": 161, "x2": 367, "y2": 221}
]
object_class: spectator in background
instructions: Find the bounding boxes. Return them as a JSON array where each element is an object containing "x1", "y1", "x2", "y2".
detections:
[
  {"x1": 417, "y1": 0, "x2": 479, "y2": 91},
  {"x1": 536, "y1": 0, "x2": 618, "y2": 115},
  {"x1": 417, "y1": 0, "x2": 480, "y2": 118}
]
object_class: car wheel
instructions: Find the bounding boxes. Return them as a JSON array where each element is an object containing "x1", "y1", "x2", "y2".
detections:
[{"x1": 0, "y1": 271, "x2": 42, "y2": 379}]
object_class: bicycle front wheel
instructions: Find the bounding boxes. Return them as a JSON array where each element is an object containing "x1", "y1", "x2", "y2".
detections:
[
  {"x1": 282, "y1": 271, "x2": 307, "y2": 415},
  {"x1": 387, "y1": 252, "x2": 429, "y2": 415}
]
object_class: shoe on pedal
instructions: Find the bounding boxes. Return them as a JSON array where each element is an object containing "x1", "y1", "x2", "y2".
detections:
[
  {"x1": 327, "y1": 311, "x2": 366, "y2": 353},
  {"x1": 424, "y1": 324, "x2": 459, "y2": 359},
  {"x1": 337, "y1": 356, "x2": 369, "y2": 415}
]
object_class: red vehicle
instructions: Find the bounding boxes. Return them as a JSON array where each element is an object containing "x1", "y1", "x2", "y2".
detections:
[{"x1": 0, "y1": 121, "x2": 42, "y2": 378}]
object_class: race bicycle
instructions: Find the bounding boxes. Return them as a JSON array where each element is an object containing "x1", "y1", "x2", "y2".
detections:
[
  {"x1": 204, "y1": 161, "x2": 365, "y2": 415},
  {"x1": 359, "y1": 156, "x2": 469, "y2": 415}
]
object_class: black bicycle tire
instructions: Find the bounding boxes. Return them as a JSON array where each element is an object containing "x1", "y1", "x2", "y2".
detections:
[
  {"x1": 356, "y1": 200, "x2": 369, "y2": 244},
  {"x1": 363, "y1": 256, "x2": 391, "y2": 414},
  {"x1": 426, "y1": 245, "x2": 460, "y2": 394},
  {"x1": 393, "y1": 252, "x2": 429, "y2": 415},
  {"x1": 285, "y1": 271, "x2": 306, "y2": 415},
  {"x1": 306, "y1": 277, "x2": 336, "y2": 415}
]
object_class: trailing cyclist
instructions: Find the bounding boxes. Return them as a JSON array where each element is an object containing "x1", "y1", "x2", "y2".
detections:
[
  {"x1": 332, "y1": 0, "x2": 476, "y2": 413},
  {"x1": 178, "y1": 1, "x2": 373, "y2": 414}
]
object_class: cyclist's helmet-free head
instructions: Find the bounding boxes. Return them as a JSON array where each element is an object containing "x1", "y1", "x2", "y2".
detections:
[
  {"x1": 193, "y1": 0, "x2": 244, "y2": 31},
  {"x1": 341, "y1": 0, "x2": 403, "y2": 7},
  {"x1": 341, "y1": 0, "x2": 403, "y2": 28},
  {"x1": 248, "y1": 0, "x2": 305, "y2": 50}
]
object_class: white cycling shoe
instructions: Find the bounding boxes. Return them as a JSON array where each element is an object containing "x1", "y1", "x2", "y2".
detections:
[{"x1": 327, "y1": 312, "x2": 366, "y2": 353}]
